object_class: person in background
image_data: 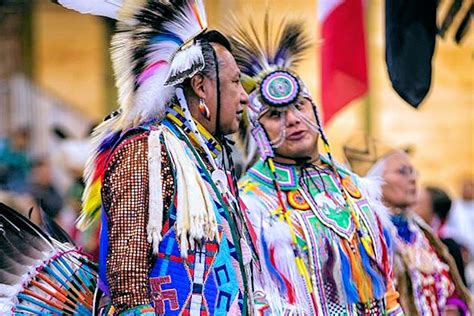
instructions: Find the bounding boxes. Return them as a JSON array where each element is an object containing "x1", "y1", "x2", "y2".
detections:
[
  {"x1": 445, "y1": 178, "x2": 474, "y2": 293},
  {"x1": 344, "y1": 135, "x2": 472, "y2": 316},
  {"x1": 0, "y1": 126, "x2": 32, "y2": 192},
  {"x1": 28, "y1": 158, "x2": 64, "y2": 220},
  {"x1": 414, "y1": 186, "x2": 468, "y2": 286}
]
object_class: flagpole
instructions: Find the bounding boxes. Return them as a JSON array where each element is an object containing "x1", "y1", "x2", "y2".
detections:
[
  {"x1": 363, "y1": 0, "x2": 374, "y2": 137},
  {"x1": 363, "y1": 89, "x2": 372, "y2": 137}
]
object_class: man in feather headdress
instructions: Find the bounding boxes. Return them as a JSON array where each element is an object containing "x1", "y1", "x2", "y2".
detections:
[
  {"x1": 231, "y1": 15, "x2": 404, "y2": 315},
  {"x1": 56, "y1": 0, "x2": 254, "y2": 315}
]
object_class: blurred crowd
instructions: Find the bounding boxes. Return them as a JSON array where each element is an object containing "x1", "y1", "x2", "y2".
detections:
[
  {"x1": 0, "y1": 126, "x2": 99, "y2": 259},
  {"x1": 413, "y1": 179, "x2": 474, "y2": 293},
  {"x1": 1, "y1": 125, "x2": 473, "y2": 294}
]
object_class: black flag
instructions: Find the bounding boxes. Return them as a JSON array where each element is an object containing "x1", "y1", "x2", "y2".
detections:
[{"x1": 385, "y1": 0, "x2": 437, "y2": 108}]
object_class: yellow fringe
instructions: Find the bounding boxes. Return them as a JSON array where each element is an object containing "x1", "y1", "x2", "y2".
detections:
[{"x1": 77, "y1": 179, "x2": 102, "y2": 231}]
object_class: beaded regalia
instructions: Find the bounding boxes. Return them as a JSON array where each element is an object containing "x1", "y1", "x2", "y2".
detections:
[
  {"x1": 232, "y1": 14, "x2": 404, "y2": 315},
  {"x1": 344, "y1": 135, "x2": 473, "y2": 316},
  {"x1": 56, "y1": 0, "x2": 254, "y2": 314}
]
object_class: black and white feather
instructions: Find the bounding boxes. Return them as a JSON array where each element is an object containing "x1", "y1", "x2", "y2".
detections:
[
  {"x1": 230, "y1": 13, "x2": 311, "y2": 86},
  {"x1": 0, "y1": 203, "x2": 97, "y2": 314}
]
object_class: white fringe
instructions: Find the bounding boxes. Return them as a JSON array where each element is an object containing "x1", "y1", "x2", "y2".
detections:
[
  {"x1": 358, "y1": 175, "x2": 393, "y2": 230},
  {"x1": 165, "y1": 43, "x2": 205, "y2": 86},
  {"x1": 262, "y1": 221, "x2": 311, "y2": 314},
  {"x1": 162, "y1": 128, "x2": 218, "y2": 258},
  {"x1": 147, "y1": 129, "x2": 164, "y2": 254}
]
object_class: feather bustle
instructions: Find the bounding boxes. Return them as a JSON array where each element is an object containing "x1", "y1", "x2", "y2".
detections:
[{"x1": 0, "y1": 203, "x2": 97, "y2": 313}]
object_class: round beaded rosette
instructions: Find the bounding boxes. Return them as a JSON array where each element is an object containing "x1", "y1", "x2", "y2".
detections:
[{"x1": 259, "y1": 70, "x2": 301, "y2": 108}]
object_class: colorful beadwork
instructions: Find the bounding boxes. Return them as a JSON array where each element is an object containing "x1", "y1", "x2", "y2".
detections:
[
  {"x1": 287, "y1": 190, "x2": 310, "y2": 210},
  {"x1": 342, "y1": 176, "x2": 362, "y2": 199},
  {"x1": 392, "y1": 214, "x2": 457, "y2": 315},
  {"x1": 99, "y1": 108, "x2": 251, "y2": 315},
  {"x1": 239, "y1": 157, "x2": 403, "y2": 315},
  {"x1": 259, "y1": 71, "x2": 300, "y2": 107},
  {"x1": 251, "y1": 124, "x2": 275, "y2": 161}
]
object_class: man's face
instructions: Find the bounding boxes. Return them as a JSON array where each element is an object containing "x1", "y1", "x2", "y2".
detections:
[
  {"x1": 259, "y1": 98, "x2": 319, "y2": 161},
  {"x1": 382, "y1": 151, "x2": 418, "y2": 209},
  {"x1": 203, "y1": 44, "x2": 248, "y2": 135}
]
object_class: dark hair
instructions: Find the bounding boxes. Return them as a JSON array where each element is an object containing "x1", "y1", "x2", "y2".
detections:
[
  {"x1": 181, "y1": 30, "x2": 231, "y2": 85},
  {"x1": 198, "y1": 30, "x2": 232, "y2": 52},
  {"x1": 180, "y1": 30, "x2": 231, "y2": 137},
  {"x1": 426, "y1": 186, "x2": 452, "y2": 220}
]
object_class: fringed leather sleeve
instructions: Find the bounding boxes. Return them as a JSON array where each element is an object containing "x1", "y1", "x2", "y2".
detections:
[{"x1": 101, "y1": 133, "x2": 174, "y2": 314}]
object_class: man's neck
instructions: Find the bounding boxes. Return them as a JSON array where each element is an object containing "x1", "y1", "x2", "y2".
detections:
[{"x1": 166, "y1": 104, "x2": 222, "y2": 157}]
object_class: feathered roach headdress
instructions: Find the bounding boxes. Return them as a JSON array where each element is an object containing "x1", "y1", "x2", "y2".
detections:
[
  {"x1": 57, "y1": 0, "x2": 215, "y2": 231},
  {"x1": 231, "y1": 14, "x2": 338, "y2": 169},
  {"x1": 230, "y1": 14, "x2": 322, "y2": 160}
]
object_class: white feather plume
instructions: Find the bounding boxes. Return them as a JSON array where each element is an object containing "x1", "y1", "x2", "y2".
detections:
[
  {"x1": 57, "y1": 0, "x2": 123, "y2": 20},
  {"x1": 162, "y1": 128, "x2": 218, "y2": 258},
  {"x1": 131, "y1": 66, "x2": 175, "y2": 127},
  {"x1": 165, "y1": 44, "x2": 205, "y2": 86},
  {"x1": 147, "y1": 129, "x2": 164, "y2": 254},
  {"x1": 111, "y1": 29, "x2": 137, "y2": 122},
  {"x1": 263, "y1": 221, "x2": 312, "y2": 314}
]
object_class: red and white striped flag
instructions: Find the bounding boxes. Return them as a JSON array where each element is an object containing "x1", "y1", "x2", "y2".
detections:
[{"x1": 319, "y1": 0, "x2": 368, "y2": 123}]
